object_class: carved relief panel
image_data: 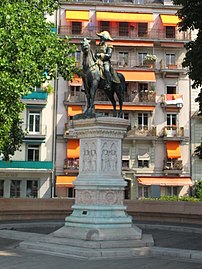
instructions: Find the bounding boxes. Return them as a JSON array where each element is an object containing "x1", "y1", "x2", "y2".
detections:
[
  {"x1": 101, "y1": 140, "x2": 120, "y2": 174},
  {"x1": 81, "y1": 140, "x2": 97, "y2": 173}
]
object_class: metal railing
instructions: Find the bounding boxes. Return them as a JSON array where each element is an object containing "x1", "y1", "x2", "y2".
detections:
[
  {"x1": 127, "y1": 126, "x2": 156, "y2": 137},
  {"x1": 163, "y1": 159, "x2": 183, "y2": 171},
  {"x1": 161, "y1": 126, "x2": 184, "y2": 137},
  {"x1": 22, "y1": 124, "x2": 47, "y2": 136},
  {"x1": 58, "y1": 25, "x2": 191, "y2": 42}
]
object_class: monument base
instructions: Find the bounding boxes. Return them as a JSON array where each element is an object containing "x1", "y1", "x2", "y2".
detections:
[{"x1": 19, "y1": 225, "x2": 153, "y2": 259}]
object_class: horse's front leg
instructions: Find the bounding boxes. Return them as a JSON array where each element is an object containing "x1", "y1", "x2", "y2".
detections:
[{"x1": 86, "y1": 81, "x2": 98, "y2": 116}]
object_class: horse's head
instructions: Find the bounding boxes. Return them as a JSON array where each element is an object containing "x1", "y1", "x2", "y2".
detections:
[{"x1": 81, "y1": 38, "x2": 91, "y2": 53}]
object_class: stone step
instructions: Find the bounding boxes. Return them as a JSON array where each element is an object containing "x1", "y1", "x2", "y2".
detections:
[{"x1": 19, "y1": 241, "x2": 151, "y2": 259}]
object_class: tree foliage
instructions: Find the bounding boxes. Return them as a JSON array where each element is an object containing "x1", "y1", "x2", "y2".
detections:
[
  {"x1": 173, "y1": 0, "x2": 202, "y2": 114},
  {"x1": 0, "y1": 0, "x2": 77, "y2": 160}
]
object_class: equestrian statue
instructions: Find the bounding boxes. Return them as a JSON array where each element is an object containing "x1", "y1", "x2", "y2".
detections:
[{"x1": 77, "y1": 31, "x2": 126, "y2": 118}]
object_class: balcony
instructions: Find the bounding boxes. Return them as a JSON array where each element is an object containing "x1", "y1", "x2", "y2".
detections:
[
  {"x1": 163, "y1": 159, "x2": 183, "y2": 175},
  {"x1": 127, "y1": 125, "x2": 156, "y2": 138},
  {"x1": 58, "y1": 25, "x2": 191, "y2": 42},
  {"x1": 64, "y1": 122, "x2": 77, "y2": 138},
  {"x1": 22, "y1": 91, "x2": 48, "y2": 100},
  {"x1": 64, "y1": 158, "x2": 79, "y2": 175},
  {"x1": 160, "y1": 94, "x2": 183, "y2": 110},
  {"x1": 22, "y1": 124, "x2": 47, "y2": 141},
  {"x1": 64, "y1": 92, "x2": 86, "y2": 104},
  {"x1": 0, "y1": 161, "x2": 53, "y2": 170},
  {"x1": 160, "y1": 126, "x2": 184, "y2": 139}
]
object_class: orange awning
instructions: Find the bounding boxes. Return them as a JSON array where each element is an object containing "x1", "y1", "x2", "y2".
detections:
[
  {"x1": 95, "y1": 104, "x2": 155, "y2": 111},
  {"x1": 68, "y1": 106, "x2": 83, "y2": 117},
  {"x1": 117, "y1": 71, "x2": 156, "y2": 82},
  {"x1": 161, "y1": 42, "x2": 184, "y2": 48},
  {"x1": 96, "y1": 12, "x2": 154, "y2": 23},
  {"x1": 67, "y1": 139, "x2": 80, "y2": 158},
  {"x1": 137, "y1": 176, "x2": 192, "y2": 186},
  {"x1": 96, "y1": 40, "x2": 154, "y2": 47},
  {"x1": 66, "y1": 10, "x2": 89, "y2": 21},
  {"x1": 160, "y1": 15, "x2": 181, "y2": 26},
  {"x1": 69, "y1": 77, "x2": 82, "y2": 86},
  {"x1": 166, "y1": 141, "x2": 181, "y2": 159},
  {"x1": 56, "y1": 176, "x2": 76, "y2": 187}
]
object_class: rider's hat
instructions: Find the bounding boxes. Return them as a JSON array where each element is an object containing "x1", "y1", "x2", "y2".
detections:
[{"x1": 96, "y1": 31, "x2": 113, "y2": 41}]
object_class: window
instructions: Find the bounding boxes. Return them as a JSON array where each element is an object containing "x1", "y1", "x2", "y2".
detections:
[
  {"x1": 167, "y1": 113, "x2": 177, "y2": 126},
  {"x1": 138, "y1": 113, "x2": 148, "y2": 129},
  {"x1": 166, "y1": 26, "x2": 175, "y2": 38},
  {"x1": 100, "y1": 21, "x2": 110, "y2": 32},
  {"x1": 26, "y1": 180, "x2": 38, "y2": 198},
  {"x1": 28, "y1": 110, "x2": 40, "y2": 133},
  {"x1": 166, "y1": 53, "x2": 175, "y2": 66},
  {"x1": 122, "y1": 113, "x2": 129, "y2": 120},
  {"x1": 167, "y1": 86, "x2": 176, "y2": 94},
  {"x1": 73, "y1": 51, "x2": 81, "y2": 66},
  {"x1": 118, "y1": 52, "x2": 128, "y2": 67},
  {"x1": 138, "y1": 186, "x2": 150, "y2": 198},
  {"x1": 122, "y1": 160, "x2": 129, "y2": 169},
  {"x1": 70, "y1": 86, "x2": 80, "y2": 97},
  {"x1": 119, "y1": 22, "x2": 129, "y2": 36},
  {"x1": 138, "y1": 52, "x2": 147, "y2": 66},
  {"x1": 138, "y1": 23, "x2": 148, "y2": 37},
  {"x1": 27, "y1": 145, "x2": 40, "y2": 161},
  {"x1": 0, "y1": 180, "x2": 4, "y2": 197},
  {"x1": 165, "y1": 186, "x2": 179, "y2": 196},
  {"x1": 72, "y1": 22, "x2": 82, "y2": 35},
  {"x1": 68, "y1": 187, "x2": 75, "y2": 198},
  {"x1": 10, "y1": 180, "x2": 21, "y2": 198},
  {"x1": 138, "y1": 160, "x2": 149, "y2": 168}
]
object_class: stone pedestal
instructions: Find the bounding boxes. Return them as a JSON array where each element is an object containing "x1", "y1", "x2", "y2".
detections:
[
  {"x1": 19, "y1": 117, "x2": 153, "y2": 259},
  {"x1": 55, "y1": 117, "x2": 141, "y2": 240}
]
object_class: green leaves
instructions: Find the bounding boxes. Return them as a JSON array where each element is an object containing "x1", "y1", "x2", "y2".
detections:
[
  {"x1": 173, "y1": 0, "x2": 202, "y2": 113},
  {"x1": 0, "y1": 0, "x2": 77, "y2": 159}
]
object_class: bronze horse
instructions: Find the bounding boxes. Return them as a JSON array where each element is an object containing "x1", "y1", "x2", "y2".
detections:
[{"x1": 81, "y1": 38, "x2": 126, "y2": 117}]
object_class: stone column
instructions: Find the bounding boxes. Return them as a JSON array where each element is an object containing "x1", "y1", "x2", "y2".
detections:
[{"x1": 55, "y1": 117, "x2": 141, "y2": 241}]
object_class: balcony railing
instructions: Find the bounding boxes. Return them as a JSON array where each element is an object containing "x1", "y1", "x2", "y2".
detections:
[
  {"x1": 22, "y1": 91, "x2": 48, "y2": 100},
  {"x1": 64, "y1": 158, "x2": 79, "y2": 173},
  {"x1": 64, "y1": 92, "x2": 86, "y2": 103},
  {"x1": 0, "y1": 161, "x2": 53, "y2": 170},
  {"x1": 67, "y1": 0, "x2": 161, "y2": 4},
  {"x1": 58, "y1": 25, "x2": 191, "y2": 42},
  {"x1": 163, "y1": 159, "x2": 183, "y2": 174},
  {"x1": 160, "y1": 94, "x2": 183, "y2": 109},
  {"x1": 127, "y1": 126, "x2": 156, "y2": 137},
  {"x1": 161, "y1": 126, "x2": 184, "y2": 138},
  {"x1": 22, "y1": 124, "x2": 47, "y2": 137}
]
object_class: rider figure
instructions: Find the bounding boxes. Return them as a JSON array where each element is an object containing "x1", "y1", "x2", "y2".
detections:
[{"x1": 96, "y1": 31, "x2": 113, "y2": 91}]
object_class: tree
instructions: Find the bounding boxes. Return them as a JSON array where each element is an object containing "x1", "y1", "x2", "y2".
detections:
[
  {"x1": 0, "y1": 0, "x2": 77, "y2": 160},
  {"x1": 173, "y1": 0, "x2": 202, "y2": 114}
]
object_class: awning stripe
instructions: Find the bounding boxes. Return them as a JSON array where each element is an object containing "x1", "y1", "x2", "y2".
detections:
[
  {"x1": 67, "y1": 139, "x2": 80, "y2": 159},
  {"x1": 56, "y1": 176, "x2": 76, "y2": 187},
  {"x1": 69, "y1": 78, "x2": 82, "y2": 86},
  {"x1": 95, "y1": 104, "x2": 155, "y2": 111},
  {"x1": 96, "y1": 12, "x2": 154, "y2": 23},
  {"x1": 117, "y1": 71, "x2": 156, "y2": 82},
  {"x1": 166, "y1": 141, "x2": 181, "y2": 159},
  {"x1": 96, "y1": 40, "x2": 154, "y2": 47},
  {"x1": 68, "y1": 106, "x2": 83, "y2": 117},
  {"x1": 137, "y1": 177, "x2": 192, "y2": 186},
  {"x1": 160, "y1": 14, "x2": 181, "y2": 26},
  {"x1": 66, "y1": 10, "x2": 89, "y2": 21}
]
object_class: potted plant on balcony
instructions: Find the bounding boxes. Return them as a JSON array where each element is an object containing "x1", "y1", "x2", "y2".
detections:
[{"x1": 143, "y1": 54, "x2": 157, "y2": 68}]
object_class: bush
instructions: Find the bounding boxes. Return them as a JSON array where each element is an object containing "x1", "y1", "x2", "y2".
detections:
[{"x1": 194, "y1": 180, "x2": 202, "y2": 199}]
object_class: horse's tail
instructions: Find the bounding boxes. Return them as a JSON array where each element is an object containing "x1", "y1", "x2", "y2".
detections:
[{"x1": 117, "y1": 72, "x2": 127, "y2": 93}]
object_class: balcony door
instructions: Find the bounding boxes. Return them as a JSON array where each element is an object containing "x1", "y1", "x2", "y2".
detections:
[{"x1": 28, "y1": 110, "x2": 41, "y2": 134}]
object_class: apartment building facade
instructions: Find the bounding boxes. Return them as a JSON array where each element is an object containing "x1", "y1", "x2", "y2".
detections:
[{"x1": 54, "y1": 0, "x2": 193, "y2": 199}]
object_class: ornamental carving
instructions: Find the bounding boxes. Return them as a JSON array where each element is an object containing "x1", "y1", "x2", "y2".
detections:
[
  {"x1": 76, "y1": 190, "x2": 123, "y2": 205},
  {"x1": 82, "y1": 141, "x2": 97, "y2": 172},
  {"x1": 101, "y1": 141, "x2": 118, "y2": 172}
]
